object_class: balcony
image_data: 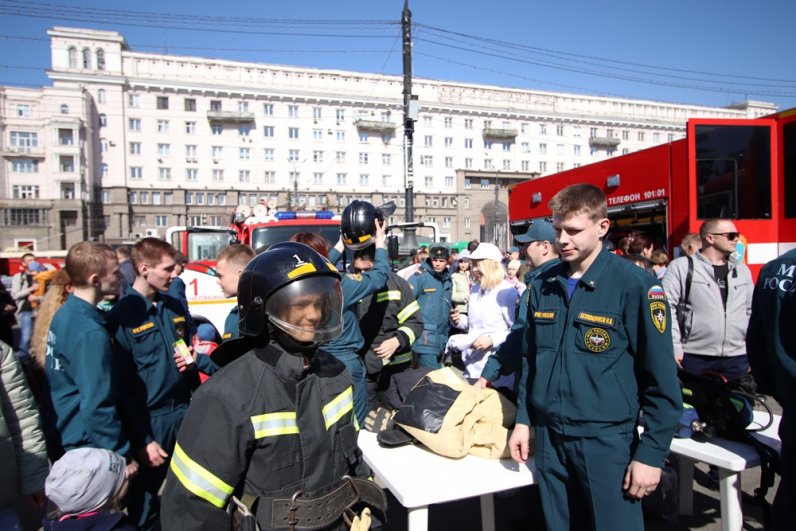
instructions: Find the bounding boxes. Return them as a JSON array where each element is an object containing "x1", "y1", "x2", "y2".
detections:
[
  {"x1": 355, "y1": 119, "x2": 397, "y2": 133},
  {"x1": 206, "y1": 110, "x2": 255, "y2": 123},
  {"x1": 588, "y1": 136, "x2": 621, "y2": 148},
  {"x1": 2, "y1": 145, "x2": 46, "y2": 158},
  {"x1": 482, "y1": 128, "x2": 518, "y2": 140}
]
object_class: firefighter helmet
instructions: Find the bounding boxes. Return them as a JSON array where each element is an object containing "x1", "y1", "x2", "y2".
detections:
[
  {"x1": 237, "y1": 242, "x2": 343, "y2": 347},
  {"x1": 340, "y1": 200, "x2": 384, "y2": 251}
]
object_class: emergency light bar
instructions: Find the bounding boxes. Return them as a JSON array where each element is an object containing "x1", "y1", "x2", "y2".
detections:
[{"x1": 273, "y1": 210, "x2": 336, "y2": 220}]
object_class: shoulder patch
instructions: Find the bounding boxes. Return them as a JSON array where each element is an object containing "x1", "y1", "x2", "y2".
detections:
[
  {"x1": 647, "y1": 286, "x2": 667, "y2": 300},
  {"x1": 346, "y1": 273, "x2": 363, "y2": 281},
  {"x1": 650, "y1": 301, "x2": 667, "y2": 333}
]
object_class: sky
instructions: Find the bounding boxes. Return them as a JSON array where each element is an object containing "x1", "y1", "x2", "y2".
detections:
[{"x1": 1, "y1": 0, "x2": 795, "y2": 110}]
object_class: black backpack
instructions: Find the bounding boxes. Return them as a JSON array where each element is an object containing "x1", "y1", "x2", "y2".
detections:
[{"x1": 678, "y1": 370, "x2": 780, "y2": 529}]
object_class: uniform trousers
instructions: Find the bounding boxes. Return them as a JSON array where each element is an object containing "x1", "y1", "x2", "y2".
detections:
[
  {"x1": 772, "y1": 431, "x2": 794, "y2": 531},
  {"x1": 535, "y1": 424, "x2": 643, "y2": 531},
  {"x1": 415, "y1": 351, "x2": 442, "y2": 369},
  {"x1": 128, "y1": 405, "x2": 186, "y2": 531}
]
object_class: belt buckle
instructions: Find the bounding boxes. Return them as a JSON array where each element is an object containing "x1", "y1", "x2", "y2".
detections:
[
  {"x1": 288, "y1": 489, "x2": 303, "y2": 531},
  {"x1": 341, "y1": 475, "x2": 361, "y2": 527}
]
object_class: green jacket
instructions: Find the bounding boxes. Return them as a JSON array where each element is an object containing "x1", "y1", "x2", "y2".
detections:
[{"x1": 517, "y1": 248, "x2": 682, "y2": 468}]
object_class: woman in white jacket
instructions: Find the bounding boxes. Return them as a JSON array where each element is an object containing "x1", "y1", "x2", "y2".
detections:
[{"x1": 448, "y1": 243, "x2": 519, "y2": 387}]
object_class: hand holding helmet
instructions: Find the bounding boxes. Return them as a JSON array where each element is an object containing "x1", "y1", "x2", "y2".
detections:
[{"x1": 340, "y1": 200, "x2": 388, "y2": 251}]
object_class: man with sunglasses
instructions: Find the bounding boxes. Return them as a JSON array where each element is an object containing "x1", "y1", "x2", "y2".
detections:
[{"x1": 662, "y1": 218, "x2": 754, "y2": 381}]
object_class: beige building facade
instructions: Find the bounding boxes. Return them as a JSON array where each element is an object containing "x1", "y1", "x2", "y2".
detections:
[{"x1": 0, "y1": 26, "x2": 778, "y2": 251}]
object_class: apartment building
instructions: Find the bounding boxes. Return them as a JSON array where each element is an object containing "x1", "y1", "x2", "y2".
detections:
[{"x1": 0, "y1": 26, "x2": 777, "y2": 251}]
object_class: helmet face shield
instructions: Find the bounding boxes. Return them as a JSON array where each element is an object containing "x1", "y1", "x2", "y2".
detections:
[{"x1": 265, "y1": 276, "x2": 343, "y2": 345}]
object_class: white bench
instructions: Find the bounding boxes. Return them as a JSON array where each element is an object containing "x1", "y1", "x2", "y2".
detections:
[
  {"x1": 358, "y1": 430, "x2": 535, "y2": 531},
  {"x1": 669, "y1": 410, "x2": 781, "y2": 531}
]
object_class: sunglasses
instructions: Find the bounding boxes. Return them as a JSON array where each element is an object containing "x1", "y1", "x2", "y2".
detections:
[{"x1": 710, "y1": 232, "x2": 740, "y2": 240}]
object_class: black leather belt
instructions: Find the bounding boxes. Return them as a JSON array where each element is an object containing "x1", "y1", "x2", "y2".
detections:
[{"x1": 267, "y1": 477, "x2": 387, "y2": 531}]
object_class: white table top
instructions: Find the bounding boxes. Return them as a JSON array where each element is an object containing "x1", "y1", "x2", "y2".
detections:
[
  {"x1": 669, "y1": 411, "x2": 781, "y2": 472},
  {"x1": 358, "y1": 430, "x2": 536, "y2": 508}
]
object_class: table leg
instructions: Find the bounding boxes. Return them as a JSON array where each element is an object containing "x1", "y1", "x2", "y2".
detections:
[
  {"x1": 407, "y1": 505, "x2": 429, "y2": 531},
  {"x1": 677, "y1": 456, "x2": 695, "y2": 515},
  {"x1": 718, "y1": 469, "x2": 743, "y2": 531},
  {"x1": 480, "y1": 493, "x2": 495, "y2": 531}
]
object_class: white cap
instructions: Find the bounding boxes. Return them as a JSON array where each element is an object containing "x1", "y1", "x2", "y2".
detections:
[{"x1": 468, "y1": 243, "x2": 503, "y2": 262}]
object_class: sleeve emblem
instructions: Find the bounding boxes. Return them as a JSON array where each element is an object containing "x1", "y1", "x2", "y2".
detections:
[{"x1": 650, "y1": 301, "x2": 667, "y2": 333}]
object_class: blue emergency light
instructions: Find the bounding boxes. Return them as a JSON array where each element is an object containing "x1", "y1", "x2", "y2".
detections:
[{"x1": 274, "y1": 211, "x2": 335, "y2": 220}]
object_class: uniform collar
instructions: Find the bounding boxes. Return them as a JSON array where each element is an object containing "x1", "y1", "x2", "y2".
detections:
[
  {"x1": 66, "y1": 293, "x2": 106, "y2": 325},
  {"x1": 256, "y1": 343, "x2": 309, "y2": 381},
  {"x1": 421, "y1": 259, "x2": 450, "y2": 280},
  {"x1": 553, "y1": 247, "x2": 612, "y2": 290},
  {"x1": 129, "y1": 287, "x2": 163, "y2": 312}
]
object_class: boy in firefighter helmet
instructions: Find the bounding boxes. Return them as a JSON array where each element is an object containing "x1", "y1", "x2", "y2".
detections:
[{"x1": 161, "y1": 242, "x2": 385, "y2": 531}]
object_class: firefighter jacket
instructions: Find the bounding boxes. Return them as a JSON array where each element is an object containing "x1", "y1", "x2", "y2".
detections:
[
  {"x1": 357, "y1": 272, "x2": 423, "y2": 373},
  {"x1": 223, "y1": 305, "x2": 240, "y2": 340},
  {"x1": 517, "y1": 249, "x2": 682, "y2": 468},
  {"x1": 160, "y1": 343, "x2": 367, "y2": 531},
  {"x1": 408, "y1": 260, "x2": 452, "y2": 357},
  {"x1": 324, "y1": 247, "x2": 391, "y2": 362}
]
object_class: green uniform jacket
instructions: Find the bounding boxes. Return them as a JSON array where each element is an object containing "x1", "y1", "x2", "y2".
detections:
[
  {"x1": 408, "y1": 260, "x2": 452, "y2": 357},
  {"x1": 747, "y1": 248, "x2": 796, "y2": 446},
  {"x1": 517, "y1": 249, "x2": 682, "y2": 467},
  {"x1": 222, "y1": 306, "x2": 240, "y2": 341},
  {"x1": 107, "y1": 289, "x2": 197, "y2": 447}
]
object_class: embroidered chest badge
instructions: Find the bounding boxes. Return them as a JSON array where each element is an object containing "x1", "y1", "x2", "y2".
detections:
[
  {"x1": 584, "y1": 327, "x2": 610, "y2": 352},
  {"x1": 650, "y1": 301, "x2": 667, "y2": 333}
]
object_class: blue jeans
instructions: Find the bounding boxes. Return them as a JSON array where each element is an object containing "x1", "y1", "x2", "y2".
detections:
[
  {"x1": 0, "y1": 505, "x2": 22, "y2": 531},
  {"x1": 15, "y1": 311, "x2": 33, "y2": 361}
]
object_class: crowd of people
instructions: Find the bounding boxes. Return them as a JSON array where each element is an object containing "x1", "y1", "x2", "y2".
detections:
[{"x1": 0, "y1": 188, "x2": 792, "y2": 531}]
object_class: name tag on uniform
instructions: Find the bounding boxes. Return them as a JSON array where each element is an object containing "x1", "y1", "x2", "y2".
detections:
[
  {"x1": 131, "y1": 321, "x2": 155, "y2": 335},
  {"x1": 172, "y1": 316, "x2": 186, "y2": 324},
  {"x1": 423, "y1": 288, "x2": 437, "y2": 293},
  {"x1": 222, "y1": 333, "x2": 232, "y2": 340},
  {"x1": 575, "y1": 311, "x2": 615, "y2": 328},
  {"x1": 533, "y1": 310, "x2": 556, "y2": 321}
]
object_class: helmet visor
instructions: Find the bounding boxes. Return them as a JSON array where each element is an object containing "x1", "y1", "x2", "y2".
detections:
[{"x1": 266, "y1": 276, "x2": 343, "y2": 345}]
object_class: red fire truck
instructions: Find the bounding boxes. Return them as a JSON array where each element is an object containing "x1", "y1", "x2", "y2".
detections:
[
  {"x1": 166, "y1": 206, "x2": 341, "y2": 333},
  {"x1": 508, "y1": 108, "x2": 796, "y2": 279}
]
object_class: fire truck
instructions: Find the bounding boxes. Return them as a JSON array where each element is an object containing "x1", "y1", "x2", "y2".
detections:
[
  {"x1": 508, "y1": 108, "x2": 796, "y2": 279},
  {"x1": 166, "y1": 205, "x2": 342, "y2": 333}
]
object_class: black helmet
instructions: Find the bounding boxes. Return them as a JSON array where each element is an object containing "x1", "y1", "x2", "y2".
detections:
[
  {"x1": 341, "y1": 200, "x2": 384, "y2": 251},
  {"x1": 237, "y1": 242, "x2": 343, "y2": 347}
]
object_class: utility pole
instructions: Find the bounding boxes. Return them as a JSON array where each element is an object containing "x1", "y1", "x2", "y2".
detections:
[{"x1": 402, "y1": 0, "x2": 418, "y2": 250}]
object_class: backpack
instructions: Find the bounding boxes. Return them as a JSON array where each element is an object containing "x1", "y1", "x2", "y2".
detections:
[{"x1": 678, "y1": 370, "x2": 780, "y2": 529}]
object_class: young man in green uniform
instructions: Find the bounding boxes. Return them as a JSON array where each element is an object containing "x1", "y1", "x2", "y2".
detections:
[
  {"x1": 46, "y1": 242, "x2": 138, "y2": 477},
  {"x1": 509, "y1": 184, "x2": 681, "y2": 531},
  {"x1": 107, "y1": 238, "x2": 198, "y2": 531},
  {"x1": 215, "y1": 244, "x2": 255, "y2": 340},
  {"x1": 408, "y1": 244, "x2": 452, "y2": 368}
]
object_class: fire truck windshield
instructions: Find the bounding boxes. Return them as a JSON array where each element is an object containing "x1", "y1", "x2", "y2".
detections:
[
  {"x1": 187, "y1": 232, "x2": 233, "y2": 261},
  {"x1": 250, "y1": 225, "x2": 340, "y2": 252}
]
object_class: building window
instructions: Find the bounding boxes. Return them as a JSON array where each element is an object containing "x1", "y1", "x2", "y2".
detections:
[
  {"x1": 521, "y1": 160, "x2": 530, "y2": 171},
  {"x1": 464, "y1": 177, "x2": 471, "y2": 189},
  {"x1": 238, "y1": 101, "x2": 249, "y2": 113},
  {"x1": 11, "y1": 159, "x2": 38, "y2": 173},
  {"x1": 165, "y1": 192, "x2": 174, "y2": 205},
  {"x1": 82, "y1": 48, "x2": 91, "y2": 69},
  {"x1": 590, "y1": 127, "x2": 598, "y2": 138},
  {"x1": 313, "y1": 150, "x2": 323, "y2": 163},
  {"x1": 359, "y1": 152, "x2": 368, "y2": 164},
  {"x1": 556, "y1": 124, "x2": 564, "y2": 136},
  {"x1": 264, "y1": 148, "x2": 275, "y2": 161},
  {"x1": 424, "y1": 135, "x2": 433, "y2": 147},
  {"x1": 97, "y1": 89, "x2": 106, "y2": 103},
  {"x1": 128, "y1": 93, "x2": 140, "y2": 108},
  {"x1": 464, "y1": 158, "x2": 473, "y2": 169},
  {"x1": 10, "y1": 131, "x2": 37, "y2": 150},
  {"x1": 263, "y1": 171, "x2": 275, "y2": 184},
  {"x1": 185, "y1": 121, "x2": 197, "y2": 134},
  {"x1": 382, "y1": 153, "x2": 391, "y2": 165},
  {"x1": 289, "y1": 127, "x2": 299, "y2": 139},
  {"x1": 359, "y1": 174, "x2": 369, "y2": 186},
  {"x1": 574, "y1": 145, "x2": 581, "y2": 156},
  {"x1": 539, "y1": 143, "x2": 547, "y2": 154},
  {"x1": 263, "y1": 126, "x2": 275, "y2": 137},
  {"x1": 288, "y1": 149, "x2": 300, "y2": 162},
  {"x1": 556, "y1": 162, "x2": 565, "y2": 172},
  {"x1": 212, "y1": 169, "x2": 224, "y2": 181},
  {"x1": 336, "y1": 109, "x2": 345, "y2": 121},
  {"x1": 156, "y1": 96, "x2": 169, "y2": 110},
  {"x1": 154, "y1": 215, "x2": 167, "y2": 227},
  {"x1": 359, "y1": 132, "x2": 369, "y2": 143},
  {"x1": 95, "y1": 49, "x2": 105, "y2": 70},
  {"x1": 211, "y1": 124, "x2": 223, "y2": 135},
  {"x1": 502, "y1": 159, "x2": 511, "y2": 170},
  {"x1": 502, "y1": 142, "x2": 511, "y2": 152},
  {"x1": 444, "y1": 175, "x2": 453, "y2": 188},
  {"x1": 539, "y1": 161, "x2": 547, "y2": 173},
  {"x1": 68, "y1": 47, "x2": 77, "y2": 68},
  {"x1": 239, "y1": 170, "x2": 250, "y2": 182},
  {"x1": 184, "y1": 98, "x2": 196, "y2": 112},
  {"x1": 423, "y1": 116, "x2": 432, "y2": 127},
  {"x1": 98, "y1": 114, "x2": 107, "y2": 127},
  {"x1": 313, "y1": 107, "x2": 322, "y2": 120},
  {"x1": 263, "y1": 103, "x2": 274, "y2": 115},
  {"x1": 444, "y1": 156, "x2": 453, "y2": 168},
  {"x1": 240, "y1": 148, "x2": 250, "y2": 160},
  {"x1": 336, "y1": 152, "x2": 346, "y2": 164},
  {"x1": 484, "y1": 158, "x2": 493, "y2": 170},
  {"x1": 60, "y1": 104, "x2": 69, "y2": 114},
  {"x1": 336, "y1": 173, "x2": 347, "y2": 185},
  {"x1": 420, "y1": 155, "x2": 433, "y2": 166},
  {"x1": 288, "y1": 105, "x2": 299, "y2": 118},
  {"x1": 156, "y1": 120, "x2": 169, "y2": 133},
  {"x1": 313, "y1": 172, "x2": 323, "y2": 185},
  {"x1": 100, "y1": 138, "x2": 109, "y2": 153},
  {"x1": 11, "y1": 185, "x2": 39, "y2": 199},
  {"x1": 210, "y1": 100, "x2": 222, "y2": 111},
  {"x1": 424, "y1": 176, "x2": 433, "y2": 187},
  {"x1": 157, "y1": 143, "x2": 170, "y2": 156},
  {"x1": 638, "y1": 131, "x2": 645, "y2": 141},
  {"x1": 480, "y1": 178, "x2": 490, "y2": 189},
  {"x1": 336, "y1": 130, "x2": 345, "y2": 141},
  {"x1": 212, "y1": 146, "x2": 223, "y2": 158},
  {"x1": 159, "y1": 167, "x2": 171, "y2": 180},
  {"x1": 58, "y1": 128, "x2": 74, "y2": 145},
  {"x1": 152, "y1": 192, "x2": 162, "y2": 205},
  {"x1": 130, "y1": 166, "x2": 142, "y2": 179},
  {"x1": 312, "y1": 129, "x2": 323, "y2": 140},
  {"x1": 186, "y1": 169, "x2": 198, "y2": 181},
  {"x1": 59, "y1": 155, "x2": 75, "y2": 172},
  {"x1": 539, "y1": 124, "x2": 547, "y2": 135},
  {"x1": 239, "y1": 125, "x2": 251, "y2": 137}
]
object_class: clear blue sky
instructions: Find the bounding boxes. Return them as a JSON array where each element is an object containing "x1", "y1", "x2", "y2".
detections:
[{"x1": 1, "y1": 0, "x2": 795, "y2": 110}]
